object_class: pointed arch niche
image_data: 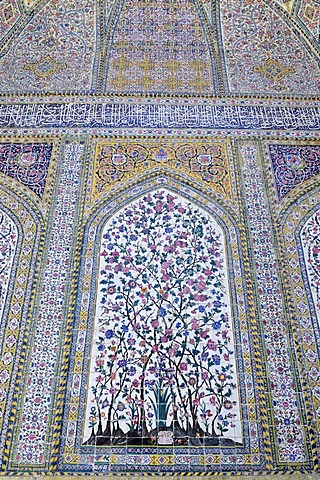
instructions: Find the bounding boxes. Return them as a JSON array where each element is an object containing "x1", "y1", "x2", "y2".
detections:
[
  {"x1": 0, "y1": 208, "x2": 18, "y2": 324},
  {"x1": 300, "y1": 207, "x2": 320, "y2": 324},
  {"x1": 0, "y1": 184, "x2": 42, "y2": 459},
  {"x1": 85, "y1": 189, "x2": 239, "y2": 445},
  {"x1": 60, "y1": 178, "x2": 267, "y2": 474},
  {"x1": 279, "y1": 188, "x2": 320, "y2": 446}
]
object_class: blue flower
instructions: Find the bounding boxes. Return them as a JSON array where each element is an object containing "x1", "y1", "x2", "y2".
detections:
[
  {"x1": 130, "y1": 234, "x2": 137, "y2": 241},
  {"x1": 198, "y1": 305, "x2": 205, "y2": 312},
  {"x1": 121, "y1": 324, "x2": 129, "y2": 332},
  {"x1": 107, "y1": 243, "x2": 114, "y2": 250},
  {"x1": 105, "y1": 330, "x2": 114, "y2": 339},
  {"x1": 213, "y1": 301, "x2": 222, "y2": 308},
  {"x1": 165, "y1": 227, "x2": 173, "y2": 233},
  {"x1": 212, "y1": 354, "x2": 221, "y2": 365},
  {"x1": 213, "y1": 321, "x2": 221, "y2": 330},
  {"x1": 159, "y1": 307, "x2": 167, "y2": 317},
  {"x1": 201, "y1": 352, "x2": 208, "y2": 361},
  {"x1": 98, "y1": 344, "x2": 105, "y2": 351},
  {"x1": 118, "y1": 359, "x2": 127, "y2": 367}
]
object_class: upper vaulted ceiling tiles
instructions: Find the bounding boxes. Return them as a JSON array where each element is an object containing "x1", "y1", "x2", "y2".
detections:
[
  {"x1": 297, "y1": 0, "x2": 320, "y2": 41},
  {"x1": 0, "y1": 0, "x2": 319, "y2": 97},
  {"x1": 0, "y1": 0, "x2": 21, "y2": 41},
  {"x1": 220, "y1": 0, "x2": 320, "y2": 95},
  {"x1": 0, "y1": 0, "x2": 98, "y2": 93},
  {"x1": 104, "y1": 0, "x2": 217, "y2": 95}
]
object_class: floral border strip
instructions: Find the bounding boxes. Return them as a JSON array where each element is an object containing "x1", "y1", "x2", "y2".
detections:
[
  {"x1": 240, "y1": 143, "x2": 308, "y2": 464},
  {"x1": 9, "y1": 140, "x2": 85, "y2": 468}
]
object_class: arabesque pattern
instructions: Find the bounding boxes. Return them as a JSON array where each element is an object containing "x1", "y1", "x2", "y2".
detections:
[
  {"x1": 220, "y1": 0, "x2": 320, "y2": 94},
  {"x1": 105, "y1": 0, "x2": 216, "y2": 94},
  {"x1": 0, "y1": 0, "x2": 97, "y2": 93}
]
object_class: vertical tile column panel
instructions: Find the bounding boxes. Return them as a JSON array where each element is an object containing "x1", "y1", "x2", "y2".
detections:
[
  {"x1": 240, "y1": 144, "x2": 307, "y2": 463},
  {"x1": 12, "y1": 140, "x2": 84, "y2": 466}
]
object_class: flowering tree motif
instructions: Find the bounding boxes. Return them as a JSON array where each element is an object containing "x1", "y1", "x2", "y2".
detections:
[
  {"x1": 0, "y1": 210, "x2": 18, "y2": 322},
  {"x1": 84, "y1": 189, "x2": 241, "y2": 446},
  {"x1": 301, "y1": 210, "x2": 320, "y2": 313}
]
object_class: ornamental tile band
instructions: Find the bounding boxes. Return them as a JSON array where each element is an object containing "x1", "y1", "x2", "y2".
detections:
[
  {"x1": 0, "y1": 104, "x2": 319, "y2": 130},
  {"x1": 92, "y1": 138, "x2": 232, "y2": 201}
]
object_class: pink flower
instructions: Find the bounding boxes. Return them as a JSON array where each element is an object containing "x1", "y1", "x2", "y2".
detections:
[
  {"x1": 161, "y1": 336, "x2": 168, "y2": 343},
  {"x1": 151, "y1": 319, "x2": 159, "y2": 328},
  {"x1": 161, "y1": 261, "x2": 171, "y2": 269},
  {"x1": 198, "y1": 294, "x2": 207, "y2": 302},
  {"x1": 200, "y1": 329, "x2": 209, "y2": 339},
  {"x1": 191, "y1": 320, "x2": 200, "y2": 330},
  {"x1": 155, "y1": 201, "x2": 163, "y2": 213},
  {"x1": 207, "y1": 339, "x2": 217, "y2": 350},
  {"x1": 180, "y1": 362, "x2": 188, "y2": 371},
  {"x1": 201, "y1": 371, "x2": 209, "y2": 380}
]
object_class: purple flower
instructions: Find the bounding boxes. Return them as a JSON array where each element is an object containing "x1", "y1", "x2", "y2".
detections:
[{"x1": 128, "y1": 280, "x2": 137, "y2": 288}]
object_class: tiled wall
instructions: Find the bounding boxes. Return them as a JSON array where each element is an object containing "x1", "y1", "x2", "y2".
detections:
[{"x1": 0, "y1": 107, "x2": 319, "y2": 475}]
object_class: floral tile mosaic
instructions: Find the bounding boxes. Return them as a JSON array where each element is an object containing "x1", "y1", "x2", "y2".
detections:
[
  {"x1": 0, "y1": 0, "x2": 319, "y2": 477},
  {"x1": 0, "y1": 128, "x2": 317, "y2": 475}
]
